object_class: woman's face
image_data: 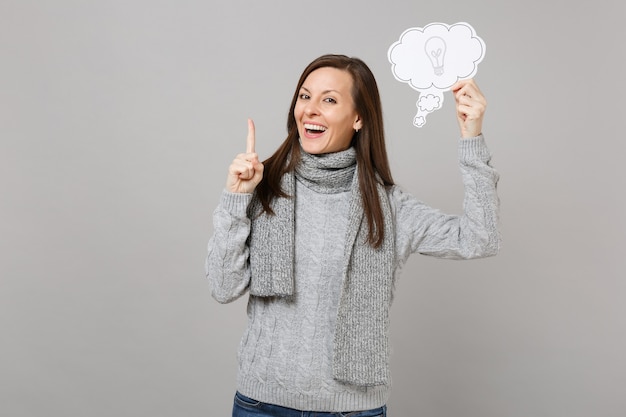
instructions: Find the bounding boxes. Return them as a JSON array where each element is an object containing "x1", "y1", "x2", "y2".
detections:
[{"x1": 294, "y1": 67, "x2": 362, "y2": 155}]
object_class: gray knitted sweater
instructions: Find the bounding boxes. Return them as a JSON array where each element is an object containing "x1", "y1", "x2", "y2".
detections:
[{"x1": 206, "y1": 135, "x2": 500, "y2": 412}]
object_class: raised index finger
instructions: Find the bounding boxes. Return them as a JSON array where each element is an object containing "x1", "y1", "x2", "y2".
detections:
[{"x1": 246, "y1": 118, "x2": 255, "y2": 154}]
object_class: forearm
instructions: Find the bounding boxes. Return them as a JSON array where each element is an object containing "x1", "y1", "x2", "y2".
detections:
[
  {"x1": 205, "y1": 190, "x2": 253, "y2": 303},
  {"x1": 456, "y1": 134, "x2": 501, "y2": 258},
  {"x1": 394, "y1": 135, "x2": 500, "y2": 261}
]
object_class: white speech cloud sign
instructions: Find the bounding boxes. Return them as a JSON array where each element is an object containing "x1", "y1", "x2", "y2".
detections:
[{"x1": 388, "y1": 22, "x2": 486, "y2": 128}]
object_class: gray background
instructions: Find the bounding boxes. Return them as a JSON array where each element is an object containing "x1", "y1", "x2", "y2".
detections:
[{"x1": 1, "y1": 0, "x2": 624, "y2": 416}]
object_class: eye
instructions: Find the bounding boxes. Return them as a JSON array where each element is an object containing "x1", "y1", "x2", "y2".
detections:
[
  {"x1": 324, "y1": 97, "x2": 337, "y2": 104},
  {"x1": 299, "y1": 93, "x2": 310, "y2": 100}
]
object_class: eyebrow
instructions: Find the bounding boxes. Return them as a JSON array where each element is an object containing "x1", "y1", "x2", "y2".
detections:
[{"x1": 300, "y1": 86, "x2": 343, "y2": 96}]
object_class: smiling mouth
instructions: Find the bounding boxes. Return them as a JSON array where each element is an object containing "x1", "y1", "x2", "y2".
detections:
[{"x1": 304, "y1": 123, "x2": 327, "y2": 135}]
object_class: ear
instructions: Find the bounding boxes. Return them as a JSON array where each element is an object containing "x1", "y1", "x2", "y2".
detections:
[{"x1": 353, "y1": 116, "x2": 363, "y2": 131}]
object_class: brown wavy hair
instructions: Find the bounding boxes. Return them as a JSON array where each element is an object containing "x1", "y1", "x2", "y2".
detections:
[{"x1": 255, "y1": 54, "x2": 394, "y2": 248}]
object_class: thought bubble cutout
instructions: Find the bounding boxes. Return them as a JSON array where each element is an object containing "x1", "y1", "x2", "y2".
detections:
[{"x1": 388, "y1": 22, "x2": 486, "y2": 128}]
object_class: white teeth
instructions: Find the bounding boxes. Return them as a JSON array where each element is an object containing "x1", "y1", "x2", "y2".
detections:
[{"x1": 304, "y1": 123, "x2": 327, "y2": 132}]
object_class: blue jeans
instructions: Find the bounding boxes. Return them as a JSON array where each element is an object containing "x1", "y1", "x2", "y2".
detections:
[{"x1": 232, "y1": 392, "x2": 387, "y2": 417}]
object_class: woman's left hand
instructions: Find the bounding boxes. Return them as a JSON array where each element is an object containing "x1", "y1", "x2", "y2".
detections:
[{"x1": 451, "y1": 79, "x2": 487, "y2": 139}]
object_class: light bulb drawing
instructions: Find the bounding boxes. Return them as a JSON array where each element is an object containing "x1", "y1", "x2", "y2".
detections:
[{"x1": 424, "y1": 36, "x2": 446, "y2": 76}]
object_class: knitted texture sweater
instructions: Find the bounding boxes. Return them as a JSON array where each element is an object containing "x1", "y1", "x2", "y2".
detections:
[
  {"x1": 246, "y1": 145, "x2": 396, "y2": 387},
  {"x1": 206, "y1": 135, "x2": 500, "y2": 412}
]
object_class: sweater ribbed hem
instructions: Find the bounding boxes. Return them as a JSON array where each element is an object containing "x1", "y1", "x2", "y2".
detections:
[
  {"x1": 237, "y1": 375, "x2": 390, "y2": 413},
  {"x1": 220, "y1": 190, "x2": 252, "y2": 216},
  {"x1": 459, "y1": 134, "x2": 491, "y2": 163}
]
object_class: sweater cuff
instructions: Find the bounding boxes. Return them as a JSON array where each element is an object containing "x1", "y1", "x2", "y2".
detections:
[
  {"x1": 458, "y1": 134, "x2": 491, "y2": 163},
  {"x1": 220, "y1": 190, "x2": 252, "y2": 216}
]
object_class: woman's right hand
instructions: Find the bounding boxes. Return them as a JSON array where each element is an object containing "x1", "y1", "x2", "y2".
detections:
[{"x1": 226, "y1": 119, "x2": 264, "y2": 193}]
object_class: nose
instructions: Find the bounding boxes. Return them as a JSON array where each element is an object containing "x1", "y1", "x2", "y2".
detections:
[{"x1": 304, "y1": 100, "x2": 319, "y2": 116}]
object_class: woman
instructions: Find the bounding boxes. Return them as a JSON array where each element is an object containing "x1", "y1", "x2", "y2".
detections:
[{"x1": 206, "y1": 54, "x2": 500, "y2": 417}]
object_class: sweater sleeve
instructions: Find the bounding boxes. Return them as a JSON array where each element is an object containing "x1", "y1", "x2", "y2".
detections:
[
  {"x1": 205, "y1": 190, "x2": 253, "y2": 303},
  {"x1": 392, "y1": 135, "x2": 500, "y2": 266}
]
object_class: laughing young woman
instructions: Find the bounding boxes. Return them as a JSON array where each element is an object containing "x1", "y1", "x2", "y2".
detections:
[{"x1": 206, "y1": 54, "x2": 500, "y2": 417}]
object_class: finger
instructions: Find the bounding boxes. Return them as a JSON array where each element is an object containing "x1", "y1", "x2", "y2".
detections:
[
  {"x1": 451, "y1": 79, "x2": 471, "y2": 93},
  {"x1": 453, "y1": 86, "x2": 468, "y2": 102},
  {"x1": 456, "y1": 89, "x2": 485, "y2": 108},
  {"x1": 457, "y1": 102, "x2": 486, "y2": 125},
  {"x1": 228, "y1": 156, "x2": 252, "y2": 175},
  {"x1": 246, "y1": 118, "x2": 256, "y2": 154},
  {"x1": 452, "y1": 79, "x2": 481, "y2": 99},
  {"x1": 451, "y1": 81, "x2": 462, "y2": 93}
]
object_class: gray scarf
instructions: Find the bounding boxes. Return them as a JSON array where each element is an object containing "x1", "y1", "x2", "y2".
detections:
[{"x1": 246, "y1": 147, "x2": 395, "y2": 386}]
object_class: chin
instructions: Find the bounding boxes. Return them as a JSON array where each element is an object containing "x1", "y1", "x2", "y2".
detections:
[
  {"x1": 301, "y1": 144, "x2": 323, "y2": 155},
  {"x1": 299, "y1": 138, "x2": 324, "y2": 155}
]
